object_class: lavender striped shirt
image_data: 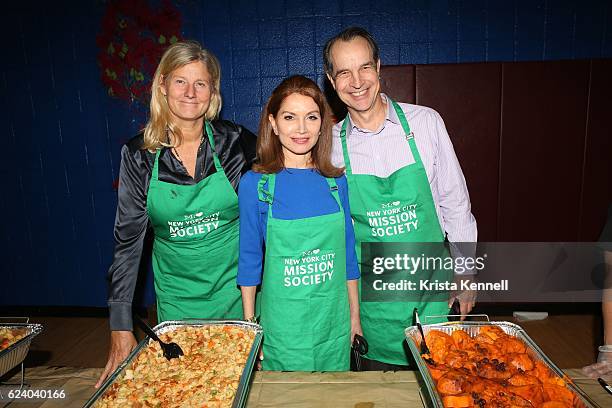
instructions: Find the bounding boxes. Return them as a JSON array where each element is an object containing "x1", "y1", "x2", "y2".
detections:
[{"x1": 331, "y1": 94, "x2": 478, "y2": 243}]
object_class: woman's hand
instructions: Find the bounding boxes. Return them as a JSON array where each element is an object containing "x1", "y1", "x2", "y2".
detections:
[
  {"x1": 347, "y1": 280, "x2": 362, "y2": 344},
  {"x1": 350, "y1": 317, "x2": 363, "y2": 344},
  {"x1": 95, "y1": 331, "x2": 137, "y2": 388},
  {"x1": 257, "y1": 347, "x2": 264, "y2": 370}
]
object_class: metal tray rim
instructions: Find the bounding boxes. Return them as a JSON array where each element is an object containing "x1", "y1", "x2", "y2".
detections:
[
  {"x1": 0, "y1": 323, "x2": 44, "y2": 359},
  {"x1": 84, "y1": 319, "x2": 263, "y2": 408},
  {"x1": 405, "y1": 320, "x2": 598, "y2": 408},
  {"x1": 0, "y1": 323, "x2": 44, "y2": 377}
]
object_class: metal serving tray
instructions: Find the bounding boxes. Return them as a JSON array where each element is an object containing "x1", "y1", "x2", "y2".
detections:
[
  {"x1": 0, "y1": 323, "x2": 43, "y2": 378},
  {"x1": 405, "y1": 321, "x2": 597, "y2": 408},
  {"x1": 85, "y1": 320, "x2": 263, "y2": 408}
]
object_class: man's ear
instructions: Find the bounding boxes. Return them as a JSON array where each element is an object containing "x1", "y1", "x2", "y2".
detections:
[{"x1": 376, "y1": 59, "x2": 381, "y2": 73}]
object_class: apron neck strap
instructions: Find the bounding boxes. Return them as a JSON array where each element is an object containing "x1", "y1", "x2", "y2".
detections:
[
  {"x1": 257, "y1": 173, "x2": 275, "y2": 205},
  {"x1": 204, "y1": 121, "x2": 223, "y2": 172},
  {"x1": 323, "y1": 176, "x2": 342, "y2": 210},
  {"x1": 339, "y1": 98, "x2": 425, "y2": 173},
  {"x1": 258, "y1": 173, "x2": 277, "y2": 218},
  {"x1": 339, "y1": 119, "x2": 353, "y2": 175},
  {"x1": 390, "y1": 99, "x2": 424, "y2": 166},
  {"x1": 152, "y1": 149, "x2": 162, "y2": 181},
  {"x1": 257, "y1": 172, "x2": 343, "y2": 218}
]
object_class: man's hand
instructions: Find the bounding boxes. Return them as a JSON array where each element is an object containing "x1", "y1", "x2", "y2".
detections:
[
  {"x1": 582, "y1": 361, "x2": 612, "y2": 379},
  {"x1": 582, "y1": 346, "x2": 612, "y2": 379},
  {"x1": 95, "y1": 331, "x2": 137, "y2": 388},
  {"x1": 448, "y1": 289, "x2": 477, "y2": 321}
]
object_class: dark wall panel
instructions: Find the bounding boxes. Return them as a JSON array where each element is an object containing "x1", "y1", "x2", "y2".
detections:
[
  {"x1": 499, "y1": 61, "x2": 590, "y2": 241},
  {"x1": 4, "y1": 1, "x2": 612, "y2": 306},
  {"x1": 415, "y1": 63, "x2": 502, "y2": 241},
  {"x1": 380, "y1": 65, "x2": 416, "y2": 104},
  {"x1": 580, "y1": 60, "x2": 612, "y2": 240}
]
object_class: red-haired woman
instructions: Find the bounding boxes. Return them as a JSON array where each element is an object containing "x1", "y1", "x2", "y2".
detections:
[{"x1": 238, "y1": 75, "x2": 361, "y2": 371}]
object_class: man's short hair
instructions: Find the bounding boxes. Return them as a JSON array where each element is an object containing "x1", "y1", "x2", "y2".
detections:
[{"x1": 323, "y1": 26, "x2": 380, "y2": 75}]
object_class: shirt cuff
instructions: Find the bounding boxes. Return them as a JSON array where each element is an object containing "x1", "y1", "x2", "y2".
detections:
[{"x1": 109, "y1": 301, "x2": 133, "y2": 331}]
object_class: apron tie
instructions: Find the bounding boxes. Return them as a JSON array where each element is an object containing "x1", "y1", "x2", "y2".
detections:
[{"x1": 257, "y1": 174, "x2": 273, "y2": 204}]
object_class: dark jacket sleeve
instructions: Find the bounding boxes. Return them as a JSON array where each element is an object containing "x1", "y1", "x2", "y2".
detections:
[
  {"x1": 211, "y1": 120, "x2": 257, "y2": 189},
  {"x1": 107, "y1": 136, "x2": 152, "y2": 331}
]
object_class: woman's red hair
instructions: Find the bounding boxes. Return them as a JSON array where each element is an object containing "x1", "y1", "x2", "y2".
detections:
[{"x1": 253, "y1": 75, "x2": 343, "y2": 177}]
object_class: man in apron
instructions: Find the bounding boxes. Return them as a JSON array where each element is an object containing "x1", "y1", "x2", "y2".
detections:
[{"x1": 323, "y1": 27, "x2": 478, "y2": 369}]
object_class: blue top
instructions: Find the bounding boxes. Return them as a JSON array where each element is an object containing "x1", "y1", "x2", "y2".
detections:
[{"x1": 237, "y1": 168, "x2": 360, "y2": 286}]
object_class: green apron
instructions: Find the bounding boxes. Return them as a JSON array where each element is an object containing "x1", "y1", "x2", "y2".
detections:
[
  {"x1": 339, "y1": 99, "x2": 449, "y2": 365},
  {"x1": 146, "y1": 122, "x2": 242, "y2": 322},
  {"x1": 258, "y1": 172, "x2": 350, "y2": 371}
]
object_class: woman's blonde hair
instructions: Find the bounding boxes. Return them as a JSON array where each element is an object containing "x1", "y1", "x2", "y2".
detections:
[
  {"x1": 254, "y1": 75, "x2": 343, "y2": 178},
  {"x1": 143, "y1": 40, "x2": 222, "y2": 151}
]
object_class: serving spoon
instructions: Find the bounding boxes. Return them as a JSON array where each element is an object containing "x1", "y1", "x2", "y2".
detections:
[
  {"x1": 134, "y1": 315, "x2": 184, "y2": 360},
  {"x1": 413, "y1": 308, "x2": 434, "y2": 364}
]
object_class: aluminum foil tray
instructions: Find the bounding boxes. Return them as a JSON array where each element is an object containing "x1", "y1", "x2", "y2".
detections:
[
  {"x1": 85, "y1": 320, "x2": 263, "y2": 408},
  {"x1": 0, "y1": 323, "x2": 43, "y2": 378},
  {"x1": 405, "y1": 321, "x2": 597, "y2": 408}
]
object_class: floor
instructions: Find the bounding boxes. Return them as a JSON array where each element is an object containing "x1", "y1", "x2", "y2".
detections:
[{"x1": 0, "y1": 306, "x2": 604, "y2": 376}]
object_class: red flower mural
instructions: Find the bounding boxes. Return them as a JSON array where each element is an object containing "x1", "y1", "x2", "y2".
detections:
[{"x1": 96, "y1": 0, "x2": 182, "y2": 106}]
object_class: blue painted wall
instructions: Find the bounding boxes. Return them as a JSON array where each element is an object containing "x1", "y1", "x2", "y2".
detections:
[{"x1": 2, "y1": 0, "x2": 610, "y2": 307}]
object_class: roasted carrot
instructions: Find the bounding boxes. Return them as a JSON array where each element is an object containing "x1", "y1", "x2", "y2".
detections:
[{"x1": 442, "y1": 394, "x2": 472, "y2": 407}]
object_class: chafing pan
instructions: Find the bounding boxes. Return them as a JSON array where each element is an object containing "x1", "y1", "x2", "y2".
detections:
[
  {"x1": 405, "y1": 321, "x2": 597, "y2": 407},
  {"x1": 85, "y1": 320, "x2": 263, "y2": 408}
]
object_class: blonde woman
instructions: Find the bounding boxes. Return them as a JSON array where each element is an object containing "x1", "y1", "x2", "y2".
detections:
[{"x1": 96, "y1": 41, "x2": 256, "y2": 387}]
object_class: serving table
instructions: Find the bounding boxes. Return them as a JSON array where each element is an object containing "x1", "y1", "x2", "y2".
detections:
[{"x1": 0, "y1": 367, "x2": 609, "y2": 407}]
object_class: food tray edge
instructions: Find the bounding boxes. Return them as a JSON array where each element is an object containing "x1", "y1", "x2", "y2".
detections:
[
  {"x1": 83, "y1": 319, "x2": 263, "y2": 408},
  {"x1": 0, "y1": 323, "x2": 44, "y2": 378},
  {"x1": 404, "y1": 321, "x2": 599, "y2": 408}
]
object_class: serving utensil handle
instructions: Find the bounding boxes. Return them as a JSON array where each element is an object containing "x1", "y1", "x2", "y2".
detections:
[{"x1": 133, "y1": 315, "x2": 162, "y2": 342}]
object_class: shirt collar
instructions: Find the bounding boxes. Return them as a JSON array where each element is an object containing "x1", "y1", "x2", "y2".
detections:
[{"x1": 344, "y1": 93, "x2": 399, "y2": 136}]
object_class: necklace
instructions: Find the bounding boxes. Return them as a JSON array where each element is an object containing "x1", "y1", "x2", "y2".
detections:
[
  {"x1": 172, "y1": 146, "x2": 184, "y2": 163},
  {"x1": 172, "y1": 133, "x2": 206, "y2": 179}
]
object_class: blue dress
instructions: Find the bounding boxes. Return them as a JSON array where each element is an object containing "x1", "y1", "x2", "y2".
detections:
[{"x1": 237, "y1": 168, "x2": 359, "y2": 285}]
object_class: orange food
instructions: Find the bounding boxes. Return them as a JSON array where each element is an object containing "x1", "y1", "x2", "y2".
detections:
[
  {"x1": 421, "y1": 327, "x2": 585, "y2": 408},
  {"x1": 508, "y1": 353, "x2": 535, "y2": 371},
  {"x1": 442, "y1": 394, "x2": 472, "y2": 407},
  {"x1": 507, "y1": 372, "x2": 540, "y2": 386},
  {"x1": 543, "y1": 384, "x2": 574, "y2": 405},
  {"x1": 426, "y1": 330, "x2": 455, "y2": 362},
  {"x1": 506, "y1": 384, "x2": 545, "y2": 406},
  {"x1": 437, "y1": 371, "x2": 470, "y2": 395},
  {"x1": 541, "y1": 402, "x2": 572, "y2": 408}
]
